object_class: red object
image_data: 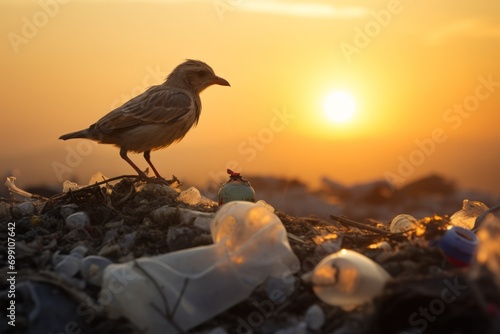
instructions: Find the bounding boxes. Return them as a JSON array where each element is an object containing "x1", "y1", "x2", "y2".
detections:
[{"x1": 227, "y1": 169, "x2": 240, "y2": 177}]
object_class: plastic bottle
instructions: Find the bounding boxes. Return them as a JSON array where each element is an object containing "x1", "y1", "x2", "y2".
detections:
[
  {"x1": 218, "y1": 169, "x2": 255, "y2": 205},
  {"x1": 101, "y1": 201, "x2": 299, "y2": 333},
  {"x1": 312, "y1": 249, "x2": 391, "y2": 310}
]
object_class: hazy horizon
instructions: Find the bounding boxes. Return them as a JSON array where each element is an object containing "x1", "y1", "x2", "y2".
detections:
[{"x1": 2, "y1": 0, "x2": 500, "y2": 197}]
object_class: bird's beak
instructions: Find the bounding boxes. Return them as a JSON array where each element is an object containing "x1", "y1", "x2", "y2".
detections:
[{"x1": 213, "y1": 76, "x2": 230, "y2": 87}]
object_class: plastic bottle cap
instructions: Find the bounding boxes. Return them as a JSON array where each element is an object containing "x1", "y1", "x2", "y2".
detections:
[{"x1": 438, "y1": 226, "x2": 478, "y2": 267}]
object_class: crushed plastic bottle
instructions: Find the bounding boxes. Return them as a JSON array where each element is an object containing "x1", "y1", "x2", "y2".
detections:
[
  {"x1": 312, "y1": 249, "x2": 391, "y2": 310},
  {"x1": 218, "y1": 169, "x2": 255, "y2": 205},
  {"x1": 449, "y1": 199, "x2": 489, "y2": 230},
  {"x1": 101, "y1": 201, "x2": 299, "y2": 333}
]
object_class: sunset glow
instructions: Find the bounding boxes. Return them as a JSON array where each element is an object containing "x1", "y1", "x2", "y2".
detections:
[
  {"x1": 323, "y1": 90, "x2": 357, "y2": 124},
  {"x1": 1, "y1": 0, "x2": 500, "y2": 195}
]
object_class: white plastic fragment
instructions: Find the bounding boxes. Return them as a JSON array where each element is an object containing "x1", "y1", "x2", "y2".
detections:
[
  {"x1": 63, "y1": 180, "x2": 84, "y2": 193},
  {"x1": 389, "y1": 214, "x2": 417, "y2": 233},
  {"x1": 178, "y1": 186, "x2": 201, "y2": 205},
  {"x1": 256, "y1": 199, "x2": 275, "y2": 212},
  {"x1": 449, "y1": 199, "x2": 489, "y2": 230},
  {"x1": 101, "y1": 201, "x2": 300, "y2": 334},
  {"x1": 312, "y1": 249, "x2": 391, "y2": 310},
  {"x1": 88, "y1": 172, "x2": 110, "y2": 186}
]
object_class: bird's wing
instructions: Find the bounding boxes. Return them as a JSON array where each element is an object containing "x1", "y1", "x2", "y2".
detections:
[{"x1": 91, "y1": 86, "x2": 198, "y2": 134}]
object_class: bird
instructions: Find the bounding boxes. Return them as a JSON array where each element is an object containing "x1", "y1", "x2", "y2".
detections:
[{"x1": 59, "y1": 59, "x2": 230, "y2": 183}]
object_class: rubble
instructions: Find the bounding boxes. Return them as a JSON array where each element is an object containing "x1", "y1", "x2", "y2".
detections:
[{"x1": 1, "y1": 175, "x2": 499, "y2": 334}]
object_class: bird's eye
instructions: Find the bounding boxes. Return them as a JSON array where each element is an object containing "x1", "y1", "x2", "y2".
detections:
[{"x1": 197, "y1": 70, "x2": 207, "y2": 77}]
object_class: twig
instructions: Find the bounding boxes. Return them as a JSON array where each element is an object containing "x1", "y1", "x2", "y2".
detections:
[{"x1": 330, "y1": 215, "x2": 390, "y2": 235}]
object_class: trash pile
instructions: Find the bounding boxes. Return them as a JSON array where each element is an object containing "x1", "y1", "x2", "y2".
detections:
[{"x1": 1, "y1": 173, "x2": 500, "y2": 334}]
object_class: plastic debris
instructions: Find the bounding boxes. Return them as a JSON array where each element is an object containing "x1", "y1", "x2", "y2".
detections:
[
  {"x1": 62, "y1": 180, "x2": 84, "y2": 192},
  {"x1": 475, "y1": 210, "x2": 500, "y2": 288},
  {"x1": 81, "y1": 255, "x2": 113, "y2": 286},
  {"x1": 88, "y1": 171, "x2": 110, "y2": 186},
  {"x1": 473, "y1": 204, "x2": 500, "y2": 232},
  {"x1": 256, "y1": 199, "x2": 275, "y2": 212},
  {"x1": 438, "y1": 226, "x2": 478, "y2": 267},
  {"x1": 178, "y1": 208, "x2": 214, "y2": 231},
  {"x1": 389, "y1": 214, "x2": 417, "y2": 233},
  {"x1": 9, "y1": 281, "x2": 95, "y2": 334},
  {"x1": 218, "y1": 169, "x2": 255, "y2": 205},
  {"x1": 100, "y1": 201, "x2": 299, "y2": 333},
  {"x1": 178, "y1": 186, "x2": 201, "y2": 205},
  {"x1": 449, "y1": 199, "x2": 489, "y2": 230},
  {"x1": 312, "y1": 249, "x2": 391, "y2": 310}
]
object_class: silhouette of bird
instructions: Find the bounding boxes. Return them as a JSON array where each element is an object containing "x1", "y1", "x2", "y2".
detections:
[{"x1": 59, "y1": 59, "x2": 230, "y2": 182}]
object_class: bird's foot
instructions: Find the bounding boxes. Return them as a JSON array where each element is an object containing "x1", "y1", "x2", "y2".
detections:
[{"x1": 135, "y1": 174, "x2": 181, "y2": 187}]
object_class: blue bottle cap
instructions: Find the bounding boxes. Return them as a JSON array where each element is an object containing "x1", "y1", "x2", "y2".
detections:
[{"x1": 438, "y1": 226, "x2": 478, "y2": 267}]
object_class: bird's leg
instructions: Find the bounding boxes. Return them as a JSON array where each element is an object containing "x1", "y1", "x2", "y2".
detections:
[
  {"x1": 143, "y1": 150, "x2": 163, "y2": 179},
  {"x1": 120, "y1": 147, "x2": 149, "y2": 180}
]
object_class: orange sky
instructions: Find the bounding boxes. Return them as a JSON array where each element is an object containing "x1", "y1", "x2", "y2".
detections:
[{"x1": 1, "y1": 0, "x2": 500, "y2": 195}]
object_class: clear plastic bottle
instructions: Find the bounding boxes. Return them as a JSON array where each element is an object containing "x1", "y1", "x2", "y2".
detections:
[
  {"x1": 101, "y1": 201, "x2": 299, "y2": 333},
  {"x1": 312, "y1": 249, "x2": 391, "y2": 310}
]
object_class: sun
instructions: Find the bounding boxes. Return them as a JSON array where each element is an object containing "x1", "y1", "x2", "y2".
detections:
[{"x1": 323, "y1": 90, "x2": 357, "y2": 124}]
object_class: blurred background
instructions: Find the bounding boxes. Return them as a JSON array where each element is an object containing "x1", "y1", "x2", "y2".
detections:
[{"x1": 1, "y1": 0, "x2": 499, "y2": 217}]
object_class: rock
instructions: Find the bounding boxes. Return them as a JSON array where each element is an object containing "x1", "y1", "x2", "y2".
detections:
[
  {"x1": 135, "y1": 182, "x2": 179, "y2": 199},
  {"x1": 150, "y1": 205, "x2": 179, "y2": 225},
  {"x1": 65, "y1": 212, "x2": 90, "y2": 229},
  {"x1": 0, "y1": 201, "x2": 10, "y2": 218},
  {"x1": 167, "y1": 226, "x2": 200, "y2": 251},
  {"x1": 13, "y1": 201, "x2": 35, "y2": 217}
]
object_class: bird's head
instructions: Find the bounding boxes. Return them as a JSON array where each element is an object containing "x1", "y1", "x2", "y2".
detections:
[{"x1": 166, "y1": 59, "x2": 230, "y2": 93}]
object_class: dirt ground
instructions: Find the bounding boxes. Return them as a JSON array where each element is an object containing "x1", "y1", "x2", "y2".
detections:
[{"x1": 1, "y1": 177, "x2": 499, "y2": 334}]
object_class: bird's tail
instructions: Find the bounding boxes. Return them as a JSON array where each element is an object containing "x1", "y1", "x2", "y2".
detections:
[{"x1": 59, "y1": 129, "x2": 89, "y2": 141}]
